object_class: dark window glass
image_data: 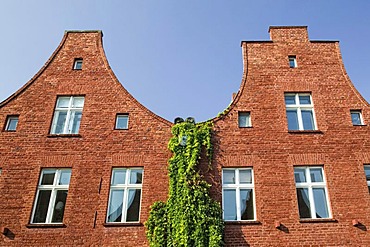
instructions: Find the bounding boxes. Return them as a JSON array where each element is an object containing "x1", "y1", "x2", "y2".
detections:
[
  {"x1": 51, "y1": 190, "x2": 68, "y2": 223},
  {"x1": 33, "y1": 190, "x2": 52, "y2": 223},
  {"x1": 351, "y1": 111, "x2": 362, "y2": 125},
  {"x1": 126, "y1": 189, "x2": 141, "y2": 222},
  {"x1": 240, "y1": 189, "x2": 254, "y2": 220},
  {"x1": 296, "y1": 188, "x2": 311, "y2": 218}
]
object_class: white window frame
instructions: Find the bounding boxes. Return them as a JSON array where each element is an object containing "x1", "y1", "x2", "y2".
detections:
[
  {"x1": 73, "y1": 59, "x2": 83, "y2": 70},
  {"x1": 289, "y1": 56, "x2": 297, "y2": 68},
  {"x1": 285, "y1": 93, "x2": 317, "y2": 130},
  {"x1": 350, "y1": 110, "x2": 364, "y2": 125},
  {"x1": 5, "y1": 115, "x2": 19, "y2": 131},
  {"x1": 107, "y1": 168, "x2": 143, "y2": 223},
  {"x1": 115, "y1": 114, "x2": 129, "y2": 130},
  {"x1": 294, "y1": 166, "x2": 331, "y2": 219},
  {"x1": 222, "y1": 168, "x2": 256, "y2": 221},
  {"x1": 50, "y1": 96, "x2": 84, "y2": 134},
  {"x1": 238, "y1": 112, "x2": 251, "y2": 128},
  {"x1": 31, "y1": 168, "x2": 71, "y2": 224},
  {"x1": 364, "y1": 165, "x2": 370, "y2": 193}
]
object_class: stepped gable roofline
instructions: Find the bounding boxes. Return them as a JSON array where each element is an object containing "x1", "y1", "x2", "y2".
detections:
[
  {"x1": 0, "y1": 30, "x2": 171, "y2": 126},
  {"x1": 213, "y1": 25, "x2": 368, "y2": 124}
]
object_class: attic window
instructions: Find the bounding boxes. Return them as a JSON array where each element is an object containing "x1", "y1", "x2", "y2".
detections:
[
  {"x1": 288, "y1": 56, "x2": 297, "y2": 68},
  {"x1": 115, "y1": 114, "x2": 129, "y2": 130},
  {"x1": 73, "y1": 59, "x2": 83, "y2": 70},
  {"x1": 5, "y1": 115, "x2": 19, "y2": 131}
]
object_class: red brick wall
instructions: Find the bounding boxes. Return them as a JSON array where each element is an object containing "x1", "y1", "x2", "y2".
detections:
[
  {"x1": 1, "y1": 27, "x2": 370, "y2": 246},
  {"x1": 212, "y1": 26, "x2": 370, "y2": 246},
  {"x1": 0, "y1": 31, "x2": 172, "y2": 246}
]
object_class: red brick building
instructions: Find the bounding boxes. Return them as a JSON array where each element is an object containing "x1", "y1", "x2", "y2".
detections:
[{"x1": 1, "y1": 26, "x2": 370, "y2": 246}]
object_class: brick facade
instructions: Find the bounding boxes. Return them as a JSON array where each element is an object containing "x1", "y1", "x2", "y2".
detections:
[{"x1": 1, "y1": 27, "x2": 370, "y2": 246}]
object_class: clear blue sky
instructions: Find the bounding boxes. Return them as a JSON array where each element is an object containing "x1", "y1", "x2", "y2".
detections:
[{"x1": 0, "y1": 0, "x2": 369, "y2": 122}]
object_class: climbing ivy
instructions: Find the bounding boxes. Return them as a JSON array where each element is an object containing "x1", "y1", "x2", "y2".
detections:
[{"x1": 145, "y1": 121, "x2": 224, "y2": 247}]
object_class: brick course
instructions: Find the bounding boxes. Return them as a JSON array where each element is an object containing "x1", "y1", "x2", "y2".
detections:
[{"x1": 1, "y1": 26, "x2": 370, "y2": 246}]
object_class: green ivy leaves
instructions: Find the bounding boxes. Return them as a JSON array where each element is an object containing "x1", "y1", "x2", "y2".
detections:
[{"x1": 145, "y1": 121, "x2": 224, "y2": 247}]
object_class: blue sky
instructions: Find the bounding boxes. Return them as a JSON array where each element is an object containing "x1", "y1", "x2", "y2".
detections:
[{"x1": 0, "y1": 0, "x2": 369, "y2": 122}]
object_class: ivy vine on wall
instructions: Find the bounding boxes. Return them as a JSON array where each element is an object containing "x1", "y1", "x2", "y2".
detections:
[{"x1": 145, "y1": 120, "x2": 224, "y2": 247}]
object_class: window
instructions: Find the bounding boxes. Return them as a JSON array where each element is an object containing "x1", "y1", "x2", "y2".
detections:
[
  {"x1": 364, "y1": 165, "x2": 370, "y2": 193},
  {"x1": 73, "y1": 59, "x2": 83, "y2": 70},
  {"x1": 350, "y1": 110, "x2": 364, "y2": 125},
  {"x1": 5, "y1": 115, "x2": 19, "y2": 131},
  {"x1": 294, "y1": 166, "x2": 330, "y2": 219},
  {"x1": 238, "y1": 112, "x2": 251, "y2": 127},
  {"x1": 0, "y1": 168, "x2": 2, "y2": 175},
  {"x1": 31, "y1": 169, "x2": 71, "y2": 224},
  {"x1": 50, "y1": 96, "x2": 84, "y2": 134},
  {"x1": 222, "y1": 168, "x2": 255, "y2": 221},
  {"x1": 115, "y1": 114, "x2": 129, "y2": 130},
  {"x1": 107, "y1": 168, "x2": 143, "y2": 223},
  {"x1": 289, "y1": 56, "x2": 297, "y2": 68},
  {"x1": 285, "y1": 93, "x2": 317, "y2": 131}
]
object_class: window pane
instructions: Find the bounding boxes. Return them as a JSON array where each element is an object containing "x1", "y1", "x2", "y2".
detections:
[
  {"x1": 313, "y1": 188, "x2": 329, "y2": 218},
  {"x1": 364, "y1": 166, "x2": 370, "y2": 181},
  {"x1": 33, "y1": 190, "x2": 52, "y2": 223},
  {"x1": 223, "y1": 170, "x2": 235, "y2": 184},
  {"x1": 130, "y1": 169, "x2": 143, "y2": 184},
  {"x1": 53, "y1": 111, "x2": 67, "y2": 134},
  {"x1": 296, "y1": 188, "x2": 311, "y2": 218},
  {"x1": 301, "y1": 110, "x2": 314, "y2": 130},
  {"x1": 107, "y1": 190, "x2": 124, "y2": 222},
  {"x1": 116, "y1": 115, "x2": 129, "y2": 129},
  {"x1": 51, "y1": 190, "x2": 68, "y2": 223},
  {"x1": 286, "y1": 110, "x2": 299, "y2": 130},
  {"x1": 6, "y1": 117, "x2": 18, "y2": 131},
  {"x1": 41, "y1": 170, "x2": 56, "y2": 185},
  {"x1": 112, "y1": 169, "x2": 126, "y2": 185},
  {"x1": 238, "y1": 112, "x2": 250, "y2": 127},
  {"x1": 299, "y1": 95, "x2": 311, "y2": 105},
  {"x1": 310, "y1": 168, "x2": 323, "y2": 182},
  {"x1": 239, "y1": 170, "x2": 252, "y2": 184},
  {"x1": 294, "y1": 168, "x2": 306, "y2": 183},
  {"x1": 284, "y1": 95, "x2": 296, "y2": 105},
  {"x1": 223, "y1": 189, "x2": 237, "y2": 220},
  {"x1": 70, "y1": 111, "x2": 82, "y2": 134},
  {"x1": 289, "y1": 58, "x2": 296, "y2": 68},
  {"x1": 59, "y1": 170, "x2": 71, "y2": 185},
  {"x1": 57, "y1": 97, "x2": 71, "y2": 108},
  {"x1": 240, "y1": 189, "x2": 254, "y2": 220},
  {"x1": 126, "y1": 189, "x2": 141, "y2": 222},
  {"x1": 351, "y1": 112, "x2": 362, "y2": 125},
  {"x1": 72, "y1": 97, "x2": 84, "y2": 108}
]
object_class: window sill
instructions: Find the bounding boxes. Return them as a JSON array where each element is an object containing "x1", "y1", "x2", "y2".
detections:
[
  {"x1": 47, "y1": 134, "x2": 82, "y2": 138},
  {"x1": 299, "y1": 218, "x2": 337, "y2": 223},
  {"x1": 288, "y1": 130, "x2": 323, "y2": 134},
  {"x1": 103, "y1": 222, "x2": 143, "y2": 227},
  {"x1": 353, "y1": 124, "x2": 367, "y2": 127},
  {"x1": 225, "y1": 220, "x2": 261, "y2": 225},
  {"x1": 26, "y1": 223, "x2": 66, "y2": 228},
  {"x1": 238, "y1": 126, "x2": 253, "y2": 129}
]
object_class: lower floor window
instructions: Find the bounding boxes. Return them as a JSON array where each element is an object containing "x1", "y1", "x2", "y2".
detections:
[
  {"x1": 222, "y1": 168, "x2": 255, "y2": 221},
  {"x1": 107, "y1": 168, "x2": 143, "y2": 223},
  {"x1": 31, "y1": 168, "x2": 71, "y2": 223},
  {"x1": 294, "y1": 166, "x2": 331, "y2": 219},
  {"x1": 364, "y1": 165, "x2": 370, "y2": 193}
]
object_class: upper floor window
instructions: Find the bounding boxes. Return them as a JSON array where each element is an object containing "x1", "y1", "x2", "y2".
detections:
[
  {"x1": 350, "y1": 110, "x2": 364, "y2": 125},
  {"x1": 31, "y1": 168, "x2": 71, "y2": 224},
  {"x1": 294, "y1": 166, "x2": 330, "y2": 219},
  {"x1": 73, "y1": 58, "x2": 83, "y2": 70},
  {"x1": 285, "y1": 93, "x2": 317, "y2": 131},
  {"x1": 115, "y1": 114, "x2": 129, "y2": 130},
  {"x1": 107, "y1": 168, "x2": 143, "y2": 223},
  {"x1": 364, "y1": 165, "x2": 370, "y2": 193},
  {"x1": 222, "y1": 168, "x2": 255, "y2": 221},
  {"x1": 4, "y1": 115, "x2": 19, "y2": 131},
  {"x1": 50, "y1": 96, "x2": 85, "y2": 134},
  {"x1": 288, "y1": 56, "x2": 297, "y2": 68},
  {"x1": 238, "y1": 112, "x2": 251, "y2": 128}
]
